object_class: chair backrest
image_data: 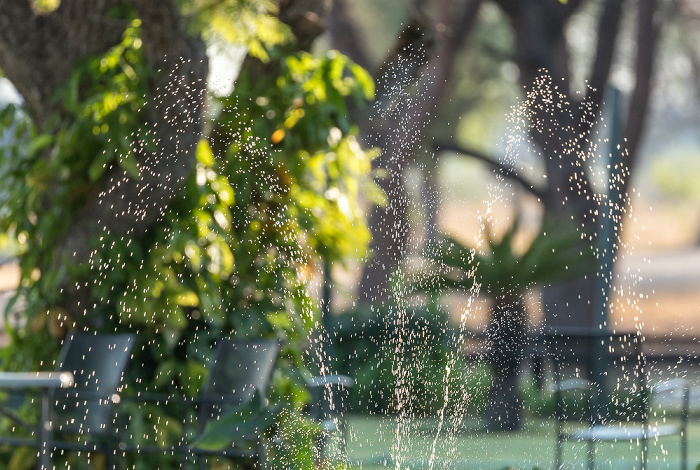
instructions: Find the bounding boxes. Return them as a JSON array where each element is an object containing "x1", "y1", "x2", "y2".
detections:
[
  {"x1": 53, "y1": 332, "x2": 135, "y2": 434},
  {"x1": 309, "y1": 374, "x2": 354, "y2": 422},
  {"x1": 546, "y1": 330, "x2": 643, "y2": 376},
  {"x1": 201, "y1": 339, "x2": 280, "y2": 420},
  {"x1": 546, "y1": 330, "x2": 646, "y2": 423},
  {"x1": 652, "y1": 378, "x2": 691, "y2": 416}
]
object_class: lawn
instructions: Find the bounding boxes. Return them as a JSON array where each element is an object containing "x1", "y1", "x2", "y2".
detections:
[{"x1": 344, "y1": 415, "x2": 700, "y2": 470}]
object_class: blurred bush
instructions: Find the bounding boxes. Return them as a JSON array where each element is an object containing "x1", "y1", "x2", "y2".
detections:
[{"x1": 330, "y1": 304, "x2": 491, "y2": 417}]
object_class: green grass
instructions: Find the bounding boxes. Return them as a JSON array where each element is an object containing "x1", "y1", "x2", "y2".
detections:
[{"x1": 345, "y1": 415, "x2": 700, "y2": 470}]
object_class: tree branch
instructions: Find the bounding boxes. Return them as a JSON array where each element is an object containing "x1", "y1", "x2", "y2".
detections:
[
  {"x1": 279, "y1": 0, "x2": 331, "y2": 51},
  {"x1": 445, "y1": 0, "x2": 483, "y2": 51},
  {"x1": 623, "y1": 0, "x2": 660, "y2": 174},
  {"x1": 433, "y1": 141, "x2": 546, "y2": 202},
  {"x1": 493, "y1": 0, "x2": 584, "y2": 21},
  {"x1": 372, "y1": 19, "x2": 434, "y2": 111},
  {"x1": 582, "y1": 0, "x2": 626, "y2": 122},
  {"x1": 359, "y1": 0, "x2": 484, "y2": 302},
  {"x1": 327, "y1": 0, "x2": 372, "y2": 70}
]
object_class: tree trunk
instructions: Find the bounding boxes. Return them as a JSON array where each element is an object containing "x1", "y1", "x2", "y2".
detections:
[
  {"x1": 485, "y1": 294, "x2": 527, "y2": 432},
  {"x1": 327, "y1": 0, "x2": 484, "y2": 303},
  {"x1": 0, "y1": 1, "x2": 208, "y2": 320},
  {"x1": 494, "y1": 0, "x2": 634, "y2": 331}
]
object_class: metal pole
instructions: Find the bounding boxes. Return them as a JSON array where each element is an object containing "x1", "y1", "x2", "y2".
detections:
[
  {"x1": 38, "y1": 388, "x2": 52, "y2": 470},
  {"x1": 321, "y1": 259, "x2": 335, "y2": 369},
  {"x1": 591, "y1": 85, "x2": 623, "y2": 424}
]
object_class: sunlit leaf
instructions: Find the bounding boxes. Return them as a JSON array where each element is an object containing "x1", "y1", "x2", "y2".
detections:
[{"x1": 196, "y1": 138, "x2": 215, "y2": 166}]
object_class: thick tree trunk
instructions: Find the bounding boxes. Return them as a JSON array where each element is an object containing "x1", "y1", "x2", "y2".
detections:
[
  {"x1": 494, "y1": 0, "x2": 636, "y2": 331},
  {"x1": 60, "y1": 1, "x2": 208, "y2": 264},
  {"x1": 0, "y1": 1, "x2": 208, "y2": 319},
  {"x1": 328, "y1": 0, "x2": 484, "y2": 303},
  {"x1": 0, "y1": 1, "x2": 128, "y2": 127},
  {"x1": 485, "y1": 294, "x2": 527, "y2": 432}
]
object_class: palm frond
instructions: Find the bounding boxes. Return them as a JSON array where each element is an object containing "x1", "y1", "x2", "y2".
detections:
[{"x1": 413, "y1": 214, "x2": 596, "y2": 298}]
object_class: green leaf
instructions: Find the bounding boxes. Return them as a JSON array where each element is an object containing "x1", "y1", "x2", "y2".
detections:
[
  {"x1": 196, "y1": 138, "x2": 215, "y2": 166},
  {"x1": 191, "y1": 391, "x2": 281, "y2": 450},
  {"x1": 416, "y1": 215, "x2": 596, "y2": 298},
  {"x1": 118, "y1": 152, "x2": 141, "y2": 179},
  {"x1": 350, "y1": 62, "x2": 375, "y2": 100},
  {"x1": 266, "y1": 311, "x2": 293, "y2": 330},
  {"x1": 88, "y1": 150, "x2": 114, "y2": 182},
  {"x1": 174, "y1": 290, "x2": 199, "y2": 307},
  {"x1": 153, "y1": 359, "x2": 179, "y2": 387},
  {"x1": 27, "y1": 134, "x2": 53, "y2": 156}
]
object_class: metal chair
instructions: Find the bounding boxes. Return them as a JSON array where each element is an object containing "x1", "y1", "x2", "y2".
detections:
[
  {"x1": 186, "y1": 338, "x2": 280, "y2": 469},
  {"x1": 547, "y1": 330, "x2": 689, "y2": 470},
  {"x1": 309, "y1": 374, "x2": 353, "y2": 463},
  {"x1": 0, "y1": 331, "x2": 135, "y2": 470}
]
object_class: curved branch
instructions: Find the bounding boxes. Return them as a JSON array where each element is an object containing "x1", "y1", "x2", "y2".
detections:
[
  {"x1": 372, "y1": 20, "x2": 434, "y2": 111},
  {"x1": 327, "y1": 0, "x2": 372, "y2": 70},
  {"x1": 446, "y1": 0, "x2": 483, "y2": 50},
  {"x1": 433, "y1": 141, "x2": 546, "y2": 201},
  {"x1": 279, "y1": 0, "x2": 331, "y2": 51},
  {"x1": 358, "y1": 1, "x2": 484, "y2": 302}
]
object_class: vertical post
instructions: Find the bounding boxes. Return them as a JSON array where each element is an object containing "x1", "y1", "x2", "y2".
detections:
[
  {"x1": 316, "y1": 260, "x2": 335, "y2": 463},
  {"x1": 321, "y1": 259, "x2": 334, "y2": 369},
  {"x1": 591, "y1": 85, "x2": 623, "y2": 424},
  {"x1": 681, "y1": 383, "x2": 689, "y2": 470},
  {"x1": 38, "y1": 388, "x2": 52, "y2": 470}
]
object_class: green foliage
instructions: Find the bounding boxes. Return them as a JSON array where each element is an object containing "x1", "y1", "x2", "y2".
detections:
[
  {"x1": 331, "y1": 304, "x2": 489, "y2": 417},
  {"x1": 413, "y1": 215, "x2": 596, "y2": 298},
  {"x1": 0, "y1": 5, "x2": 379, "y2": 470},
  {"x1": 59, "y1": 18, "x2": 147, "y2": 183},
  {"x1": 29, "y1": 0, "x2": 60, "y2": 13},
  {"x1": 0, "y1": 18, "x2": 148, "y2": 345},
  {"x1": 180, "y1": 0, "x2": 292, "y2": 61},
  {"x1": 403, "y1": 215, "x2": 595, "y2": 429},
  {"x1": 520, "y1": 376, "x2": 648, "y2": 422},
  {"x1": 221, "y1": 50, "x2": 381, "y2": 264},
  {"x1": 268, "y1": 409, "x2": 327, "y2": 470},
  {"x1": 193, "y1": 390, "x2": 282, "y2": 450},
  {"x1": 83, "y1": 48, "x2": 377, "y2": 465}
]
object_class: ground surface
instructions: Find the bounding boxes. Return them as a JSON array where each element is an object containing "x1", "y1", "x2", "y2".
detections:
[{"x1": 346, "y1": 414, "x2": 700, "y2": 470}]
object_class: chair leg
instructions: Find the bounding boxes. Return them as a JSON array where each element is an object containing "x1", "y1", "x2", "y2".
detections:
[
  {"x1": 106, "y1": 422, "x2": 114, "y2": 470},
  {"x1": 340, "y1": 419, "x2": 349, "y2": 463},
  {"x1": 587, "y1": 439, "x2": 594, "y2": 470},
  {"x1": 106, "y1": 450, "x2": 114, "y2": 470},
  {"x1": 317, "y1": 429, "x2": 328, "y2": 462},
  {"x1": 555, "y1": 437, "x2": 562, "y2": 470},
  {"x1": 681, "y1": 429, "x2": 687, "y2": 470},
  {"x1": 681, "y1": 386, "x2": 689, "y2": 470},
  {"x1": 179, "y1": 444, "x2": 195, "y2": 470}
]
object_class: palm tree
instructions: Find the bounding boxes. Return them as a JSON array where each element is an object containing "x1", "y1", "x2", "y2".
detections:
[{"x1": 416, "y1": 215, "x2": 595, "y2": 431}]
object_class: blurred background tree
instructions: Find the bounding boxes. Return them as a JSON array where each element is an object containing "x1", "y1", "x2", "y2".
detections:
[{"x1": 326, "y1": 0, "x2": 665, "y2": 331}]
